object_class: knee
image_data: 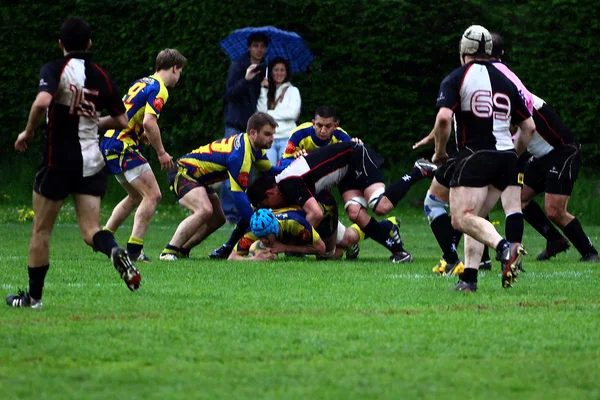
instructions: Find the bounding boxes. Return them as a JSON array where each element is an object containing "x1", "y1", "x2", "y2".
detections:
[
  {"x1": 545, "y1": 204, "x2": 563, "y2": 223},
  {"x1": 128, "y1": 193, "x2": 143, "y2": 206},
  {"x1": 150, "y1": 191, "x2": 162, "y2": 207},
  {"x1": 451, "y1": 214, "x2": 463, "y2": 231},
  {"x1": 345, "y1": 204, "x2": 363, "y2": 223}
]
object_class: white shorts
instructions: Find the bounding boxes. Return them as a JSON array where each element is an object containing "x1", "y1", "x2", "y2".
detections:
[
  {"x1": 336, "y1": 221, "x2": 346, "y2": 244},
  {"x1": 115, "y1": 163, "x2": 152, "y2": 184}
]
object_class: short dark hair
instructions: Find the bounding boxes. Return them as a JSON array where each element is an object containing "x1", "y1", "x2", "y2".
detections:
[
  {"x1": 60, "y1": 17, "x2": 91, "y2": 52},
  {"x1": 491, "y1": 33, "x2": 504, "y2": 59},
  {"x1": 155, "y1": 49, "x2": 187, "y2": 71},
  {"x1": 314, "y1": 106, "x2": 337, "y2": 120},
  {"x1": 247, "y1": 32, "x2": 270, "y2": 47},
  {"x1": 247, "y1": 112, "x2": 278, "y2": 132},
  {"x1": 247, "y1": 175, "x2": 276, "y2": 207}
]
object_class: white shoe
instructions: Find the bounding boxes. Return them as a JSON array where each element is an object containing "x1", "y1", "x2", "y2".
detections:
[{"x1": 159, "y1": 253, "x2": 179, "y2": 261}]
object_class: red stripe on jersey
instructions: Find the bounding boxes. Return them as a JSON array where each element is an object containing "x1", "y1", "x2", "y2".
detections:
[
  {"x1": 534, "y1": 108, "x2": 566, "y2": 146},
  {"x1": 93, "y1": 64, "x2": 112, "y2": 95}
]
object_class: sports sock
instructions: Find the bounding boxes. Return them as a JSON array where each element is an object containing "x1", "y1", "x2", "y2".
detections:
[
  {"x1": 127, "y1": 236, "x2": 144, "y2": 256},
  {"x1": 481, "y1": 245, "x2": 490, "y2": 262},
  {"x1": 505, "y1": 212, "x2": 524, "y2": 243},
  {"x1": 102, "y1": 226, "x2": 115, "y2": 234},
  {"x1": 562, "y1": 218, "x2": 597, "y2": 256},
  {"x1": 224, "y1": 220, "x2": 249, "y2": 248},
  {"x1": 495, "y1": 239, "x2": 510, "y2": 260},
  {"x1": 162, "y1": 244, "x2": 183, "y2": 255},
  {"x1": 28, "y1": 264, "x2": 49, "y2": 300},
  {"x1": 361, "y1": 218, "x2": 404, "y2": 253},
  {"x1": 92, "y1": 230, "x2": 119, "y2": 257},
  {"x1": 430, "y1": 214, "x2": 459, "y2": 264},
  {"x1": 452, "y1": 228, "x2": 463, "y2": 249},
  {"x1": 522, "y1": 201, "x2": 564, "y2": 242},
  {"x1": 383, "y1": 168, "x2": 422, "y2": 206},
  {"x1": 461, "y1": 267, "x2": 478, "y2": 283}
]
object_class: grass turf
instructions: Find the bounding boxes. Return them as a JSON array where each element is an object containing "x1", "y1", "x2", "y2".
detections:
[{"x1": 1, "y1": 207, "x2": 599, "y2": 399}]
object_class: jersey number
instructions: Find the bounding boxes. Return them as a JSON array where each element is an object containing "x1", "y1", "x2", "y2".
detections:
[
  {"x1": 123, "y1": 82, "x2": 147, "y2": 113},
  {"x1": 69, "y1": 85, "x2": 99, "y2": 118},
  {"x1": 209, "y1": 136, "x2": 236, "y2": 153},
  {"x1": 470, "y1": 90, "x2": 511, "y2": 121}
]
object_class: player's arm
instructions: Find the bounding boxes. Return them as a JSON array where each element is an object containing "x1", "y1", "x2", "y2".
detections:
[
  {"x1": 268, "y1": 237, "x2": 326, "y2": 255},
  {"x1": 15, "y1": 91, "x2": 53, "y2": 152},
  {"x1": 432, "y1": 107, "x2": 453, "y2": 164},
  {"x1": 143, "y1": 113, "x2": 173, "y2": 170},
  {"x1": 98, "y1": 113, "x2": 128, "y2": 131},
  {"x1": 513, "y1": 117, "x2": 535, "y2": 155},
  {"x1": 302, "y1": 197, "x2": 324, "y2": 228}
]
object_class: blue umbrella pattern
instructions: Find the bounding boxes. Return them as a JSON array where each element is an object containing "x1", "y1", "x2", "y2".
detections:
[{"x1": 220, "y1": 26, "x2": 314, "y2": 73}]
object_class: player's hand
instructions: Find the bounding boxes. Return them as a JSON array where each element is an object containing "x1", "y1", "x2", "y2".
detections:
[
  {"x1": 266, "y1": 240, "x2": 287, "y2": 254},
  {"x1": 253, "y1": 251, "x2": 276, "y2": 261},
  {"x1": 432, "y1": 151, "x2": 448, "y2": 165},
  {"x1": 412, "y1": 133, "x2": 434, "y2": 149},
  {"x1": 245, "y1": 64, "x2": 262, "y2": 81},
  {"x1": 293, "y1": 149, "x2": 308, "y2": 159},
  {"x1": 158, "y1": 151, "x2": 174, "y2": 170},
  {"x1": 15, "y1": 130, "x2": 34, "y2": 152},
  {"x1": 351, "y1": 137, "x2": 363, "y2": 145}
]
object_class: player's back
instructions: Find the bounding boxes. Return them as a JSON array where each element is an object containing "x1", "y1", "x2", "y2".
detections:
[
  {"x1": 104, "y1": 75, "x2": 168, "y2": 148},
  {"x1": 41, "y1": 53, "x2": 124, "y2": 176},
  {"x1": 441, "y1": 61, "x2": 529, "y2": 152}
]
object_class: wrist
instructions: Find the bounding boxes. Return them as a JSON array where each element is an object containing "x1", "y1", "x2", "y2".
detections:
[{"x1": 157, "y1": 150, "x2": 166, "y2": 157}]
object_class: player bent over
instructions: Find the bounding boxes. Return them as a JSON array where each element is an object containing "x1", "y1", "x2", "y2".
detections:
[{"x1": 7, "y1": 18, "x2": 140, "y2": 309}]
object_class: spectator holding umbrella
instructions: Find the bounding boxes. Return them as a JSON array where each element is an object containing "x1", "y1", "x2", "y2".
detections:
[{"x1": 257, "y1": 57, "x2": 301, "y2": 165}]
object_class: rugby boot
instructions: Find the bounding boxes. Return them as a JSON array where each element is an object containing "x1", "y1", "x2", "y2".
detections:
[
  {"x1": 497, "y1": 242, "x2": 527, "y2": 288},
  {"x1": 111, "y1": 247, "x2": 141, "y2": 291},
  {"x1": 6, "y1": 289, "x2": 43, "y2": 309},
  {"x1": 536, "y1": 237, "x2": 570, "y2": 261}
]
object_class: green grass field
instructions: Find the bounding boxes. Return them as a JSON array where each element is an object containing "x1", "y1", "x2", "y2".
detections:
[{"x1": 1, "y1": 205, "x2": 599, "y2": 399}]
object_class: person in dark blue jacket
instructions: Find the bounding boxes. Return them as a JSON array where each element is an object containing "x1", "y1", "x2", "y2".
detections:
[{"x1": 220, "y1": 32, "x2": 269, "y2": 226}]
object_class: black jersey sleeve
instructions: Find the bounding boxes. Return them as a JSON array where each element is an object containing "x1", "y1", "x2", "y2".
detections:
[
  {"x1": 38, "y1": 61, "x2": 62, "y2": 95},
  {"x1": 436, "y1": 69, "x2": 462, "y2": 111}
]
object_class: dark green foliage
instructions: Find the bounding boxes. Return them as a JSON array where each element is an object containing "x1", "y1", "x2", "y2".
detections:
[{"x1": 1, "y1": 0, "x2": 598, "y2": 200}]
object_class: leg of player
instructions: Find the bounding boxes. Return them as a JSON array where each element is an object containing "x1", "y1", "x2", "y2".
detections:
[
  {"x1": 160, "y1": 186, "x2": 213, "y2": 261},
  {"x1": 6, "y1": 193, "x2": 63, "y2": 308},
  {"x1": 545, "y1": 193, "x2": 599, "y2": 261},
  {"x1": 73, "y1": 193, "x2": 141, "y2": 291},
  {"x1": 181, "y1": 193, "x2": 226, "y2": 257},
  {"x1": 343, "y1": 188, "x2": 411, "y2": 263},
  {"x1": 103, "y1": 181, "x2": 142, "y2": 234},
  {"x1": 521, "y1": 184, "x2": 570, "y2": 260}
]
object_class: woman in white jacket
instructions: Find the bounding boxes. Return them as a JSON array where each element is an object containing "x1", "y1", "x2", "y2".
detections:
[{"x1": 257, "y1": 57, "x2": 301, "y2": 165}]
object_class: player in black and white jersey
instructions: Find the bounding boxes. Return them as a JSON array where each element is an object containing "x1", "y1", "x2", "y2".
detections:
[
  {"x1": 247, "y1": 142, "x2": 414, "y2": 262},
  {"x1": 430, "y1": 25, "x2": 536, "y2": 291},
  {"x1": 520, "y1": 94, "x2": 599, "y2": 261},
  {"x1": 6, "y1": 18, "x2": 141, "y2": 309}
]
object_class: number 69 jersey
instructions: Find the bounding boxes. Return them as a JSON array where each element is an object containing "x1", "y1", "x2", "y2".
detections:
[
  {"x1": 436, "y1": 61, "x2": 531, "y2": 152},
  {"x1": 38, "y1": 52, "x2": 125, "y2": 177}
]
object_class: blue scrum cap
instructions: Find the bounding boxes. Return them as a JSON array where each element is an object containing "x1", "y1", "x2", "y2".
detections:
[{"x1": 250, "y1": 209, "x2": 280, "y2": 238}]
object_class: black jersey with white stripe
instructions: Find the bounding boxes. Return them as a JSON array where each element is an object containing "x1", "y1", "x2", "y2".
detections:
[
  {"x1": 527, "y1": 94, "x2": 577, "y2": 158},
  {"x1": 38, "y1": 52, "x2": 125, "y2": 176},
  {"x1": 436, "y1": 61, "x2": 531, "y2": 151},
  {"x1": 276, "y1": 142, "x2": 355, "y2": 195}
]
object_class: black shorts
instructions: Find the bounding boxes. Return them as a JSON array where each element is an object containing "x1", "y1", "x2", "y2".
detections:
[
  {"x1": 434, "y1": 158, "x2": 459, "y2": 189},
  {"x1": 315, "y1": 192, "x2": 338, "y2": 239},
  {"x1": 34, "y1": 166, "x2": 107, "y2": 201},
  {"x1": 168, "y1": 166, "x2": 215, "y2": 201},
  {"x1": 523, "y1": 144, "x2": 581, "y2": 196},
  {"x1": 449, "y1": 149, "x2": 519, "y2": 190},
  {"x1": 338, "y1": 144, "x2": 385, "y2": 193},
  {"x1": 516, "y1": 151, "x2": 530, "y2": 187}
]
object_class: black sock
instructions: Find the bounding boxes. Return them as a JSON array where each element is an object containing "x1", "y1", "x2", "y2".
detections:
[
  {"x1": 481, "y1": 245, "x2": 490, "y2": 262},
  {"x1": 383, "y1": 168, "x2": 422, "y2": 206},
  {"x1": 430, "y1": 214, "x2": 459, "y2": 263},
  {"x1": 362, "y1": 218, "x2": 404, "y2": 253},
  {"x1": 461, "y1": 267, "x2": 478, "y2": 283},
  {"x1": 452, "y1": 228, "x2": 463, "y2": 248},
  {"x1": 522, "y1": 202, "x2": 563, "y2": 242},
  {"x1": 225, "y1": 219, "x2": 249, "y2": 247},
  {"x1": 506, "y1": 212, "x2": 524, "y2": 243},
  {"x1": 562, "y1": 218, "x2": 597, "y2": 256},
  {"x1": 28, "y1": 264, "x2": 49, "y2": 300},
  {"x1": 92, "y1": 230, "x2": 119, "y2": 257},
  {"x1": 495, "y1": 239, "x2": 510, "y2": 260},
  {"x1": 127, "y1": 243, "x2": 143, "y2": 256}
]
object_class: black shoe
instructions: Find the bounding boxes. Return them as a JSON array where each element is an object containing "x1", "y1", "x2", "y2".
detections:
[
  {"x1": 209, "y1": 244, "x2": 233, "y2": 259},
  {"x1": 497, "y1": 242, "x2": 527, "y2": 288},
  {"x1": 414, "y1": 158, "x2": 438, "y2": 178},
  {"x1": 390, "y1": 251, "x2": 413, "y2": 263},
  {"x1": 580, "y1": 252, "x2": 600, "y2": 262},
  {"x1": 346, "y1": 243, "x2": 360, "y2": 260},
  {"x1": 452, "y1": 279, "x2": 477, "y2": 292},
  {"x1": 111, "y1": 247, "x2": 141, "y2": 291},
  {"x1": 285, "y1": 252, "x2": 307, "y2": 258},
  {"x1": 6, "y1": 289, "x2": 42, "y2": 309},
  {"x1": 536, "y1": 238, "x2": 570, "y2": 261},
  {"x1": 479, "y1": 259, "x2": 492, "y2": 270}
]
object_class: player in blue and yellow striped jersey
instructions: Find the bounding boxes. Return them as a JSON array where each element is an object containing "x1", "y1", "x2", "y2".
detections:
[
  {"x1": 159, "y1": 112, "x2": 281, "y2": 260},
  {"x1": 100, "y1": 49, "x2": 186, "y2": 262},
  {"x1": 279, "y1": 105, "x2": 352, "y2": 168},
  {"x1": 228, "y1": 207, "x2": 326, "y2": 260}
]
